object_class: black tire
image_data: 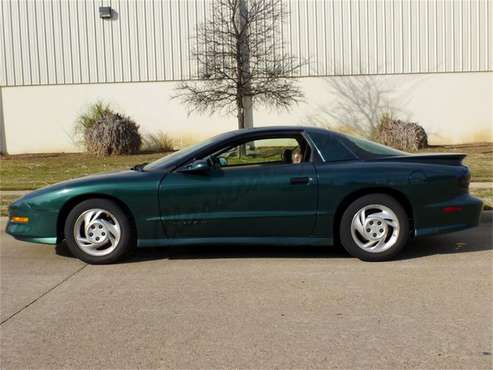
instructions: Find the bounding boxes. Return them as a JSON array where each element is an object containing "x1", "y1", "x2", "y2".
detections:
[
  {"x1": 64, "y1": 198, "x2": 135, "y2": 264},
  {"x1": 339, "y1": 194, "x2": 409, "y2": 262},
  {"x1": 55, "y1": 240, "x2": 73, "y2": 258}
]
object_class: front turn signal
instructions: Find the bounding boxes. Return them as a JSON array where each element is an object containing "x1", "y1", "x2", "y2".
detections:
[{"x1": 10, "y1": 216, "x2": 29, "y2": 224}]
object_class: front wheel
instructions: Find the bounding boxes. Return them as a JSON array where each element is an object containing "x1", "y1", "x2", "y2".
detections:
[
  {"x1": 339, "y1": 194, "x2": 409, "y2": 261},
  {"x1": 64, "y1": 199, "x2": 135, "y2": 264}
]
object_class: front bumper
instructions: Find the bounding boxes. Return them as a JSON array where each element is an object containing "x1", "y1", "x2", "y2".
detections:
[
  {"x1": 414, "y1": 193, "x2": 483, "y2": 237},
  {"x1": 6, "y1": 200, "x2": 58, "y2": 245}
]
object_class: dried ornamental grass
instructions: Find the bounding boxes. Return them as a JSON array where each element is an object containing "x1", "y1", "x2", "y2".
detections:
[
  {"x1": 376, "y1": 116, "x2": 428, "y2": 152},
  {"x1": 142, "y1": 131, "x2": 175, "y2": 153},
  {"x1": 84, "y1": 113, "x2": 142, "y2": 156}
]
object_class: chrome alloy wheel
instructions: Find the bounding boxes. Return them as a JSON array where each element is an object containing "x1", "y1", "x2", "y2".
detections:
[
  {"x1": 73, "y1": 208, "x2": 121, "y2": 256},
  {"x1": 350, "y1": 204, "x2": 400, "y2": 253}
]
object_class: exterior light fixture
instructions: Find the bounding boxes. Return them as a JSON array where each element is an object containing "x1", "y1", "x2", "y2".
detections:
[
  {"x1": 99, "y1": 6, "x2": 113, "y2": 19},
  {"x1": 10, "y1": 216, "x2": 29, "y2": 224}
]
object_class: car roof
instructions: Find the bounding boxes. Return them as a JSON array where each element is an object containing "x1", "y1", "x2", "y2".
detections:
[{"x1": 221, "y1": 125, "x2": 339, "y2": 137}]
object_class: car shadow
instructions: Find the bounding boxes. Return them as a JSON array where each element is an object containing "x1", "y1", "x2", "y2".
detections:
[
  {"x1": 123, "y1": 226, "x2": 492, "y2": 263},
  {"x1": 124, "y1": 244, "x2": 350, "y2": 263},
  {"x1": 396, "y1": 229, "x2": 492, "y2": 260}
]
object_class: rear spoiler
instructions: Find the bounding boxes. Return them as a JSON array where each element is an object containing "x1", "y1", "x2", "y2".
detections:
[{"x1": 373, "y1": 153, "x2": 466, "y2": 166}]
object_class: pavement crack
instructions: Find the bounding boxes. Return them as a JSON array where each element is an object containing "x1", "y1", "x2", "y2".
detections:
[{"x1": 1, "y1": 263, "x2": 87, "y2": 326}]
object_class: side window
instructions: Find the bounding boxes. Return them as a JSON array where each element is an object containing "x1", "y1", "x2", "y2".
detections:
[{"x1": 213, "y1": 137, "x2": 306, "y2": 168}]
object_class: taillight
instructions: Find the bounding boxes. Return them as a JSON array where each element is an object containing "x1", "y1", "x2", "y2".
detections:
[
  {"x1": 442, "y1": 206, "x2": 463, "y2": 214},
  {"x1": 458, "y1": 171, "x2": 470, "y2": 189}
]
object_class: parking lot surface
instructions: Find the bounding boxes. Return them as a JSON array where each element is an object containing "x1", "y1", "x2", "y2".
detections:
[{"x1": 1, "y1": 219, "x2": 492, "y2": 369}]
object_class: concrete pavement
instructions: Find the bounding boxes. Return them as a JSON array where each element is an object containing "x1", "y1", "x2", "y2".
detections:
[{"x1": 1, "y1": 220, "x2": 492, "y2": 369}]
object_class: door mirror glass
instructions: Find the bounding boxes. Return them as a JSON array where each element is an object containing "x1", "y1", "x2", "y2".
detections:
[
  {"x1": 217, "y1": 157, "x2": 228, "y2": 167},
  {"x1": 179, "y1": 159, "x2": 211, "y2": 174},
  {"x1": 209, "y1": 156, "x2": 229, "y2": 168}
]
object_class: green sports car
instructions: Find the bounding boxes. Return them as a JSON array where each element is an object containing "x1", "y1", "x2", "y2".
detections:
[{"x1": 6, "y1": 126, "x2": 483, "y2": 264}]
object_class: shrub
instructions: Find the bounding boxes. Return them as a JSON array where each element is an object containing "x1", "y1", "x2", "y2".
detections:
[
  {"x1": 376, "y1": 114, "x2": 428, "y2": 152},
  {"x1": 84, "y1": 113, "x2": 142, "y2": 156},
  {"x1": 142, "y1": 131, "x2": 175, "y2": 153},
  {"x1": 75, "y1": 101, "x2": 113, "y2": 139}
]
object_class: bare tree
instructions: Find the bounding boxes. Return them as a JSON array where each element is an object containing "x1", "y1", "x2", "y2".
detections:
[
  {"x1": 308, "y1": 76, "x2": 400, "y2": 139},
  {"x1": 175, "y1": 0, "x2": 304, "y2": 129}
]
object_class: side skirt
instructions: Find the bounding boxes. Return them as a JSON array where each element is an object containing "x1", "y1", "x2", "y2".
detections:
[{"x1": 137, "y1": 237, "x2": 333, "y2": 248}]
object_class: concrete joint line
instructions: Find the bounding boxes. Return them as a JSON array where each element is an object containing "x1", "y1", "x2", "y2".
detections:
[{"x1": 0, "y1": 263, "x2": 87, "y2": 326}]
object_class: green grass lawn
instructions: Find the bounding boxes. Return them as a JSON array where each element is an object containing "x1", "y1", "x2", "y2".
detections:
[
  {"x1": 470, "y1": 187, "x2": 493, "y2": 211},
  {"x1": 420, "y1": 142, "x2": 493, "y2": 183},
  {"x1": 1, "y1": 143, "x2": 491, "y2": 191},
  {"x1": 1, "y1": 194, "x2": 21, "y2": 217},
  {"x1": 0, "y1": 143, "x2": 491, "y2": 216},
  {"x1": 0, "y1": 152, "x2": 166, "y2": 191}
]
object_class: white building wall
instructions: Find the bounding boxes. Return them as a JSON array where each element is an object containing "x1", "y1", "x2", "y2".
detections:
[
  {"x1": 3, "y1": 72, "x2": 492, "y2": 154},
  {"x1": 1, "y1": 1, "x2": 492, "y2": 154},
  {"x1": 1, "y1": 0, "x2": 492, "y2": 87}
]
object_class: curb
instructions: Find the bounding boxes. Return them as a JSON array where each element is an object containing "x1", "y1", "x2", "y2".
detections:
[
  {"x1": 481, "y1": 210, "x2": 493, "y2": 224},
  {"x1": 470, "y1": 182, "x2": 493, "y2": 189},
  {"x1": 1, "y1": 190, "x2": 30, "y2": 196}
]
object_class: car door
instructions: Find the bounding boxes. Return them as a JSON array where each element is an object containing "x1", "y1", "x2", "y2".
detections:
[{"x1": 158, "y1": 136, "x2": 318, "y2": 238}]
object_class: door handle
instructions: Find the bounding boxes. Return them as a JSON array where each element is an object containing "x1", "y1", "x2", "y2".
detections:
[{"x1": 290, "y1": 177, "x2": 312, "y2": 185}]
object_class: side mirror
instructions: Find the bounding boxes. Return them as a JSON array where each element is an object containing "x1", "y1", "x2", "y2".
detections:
[
  {"x1": 178, "y1": 159, "x2": 211, "y2": 174},
  {"x1": 218, "y1": 157, "x2": 228, "y2": 167},
  {"x1": 211, "y1": 156, "x2": 228, "y2": 168}
]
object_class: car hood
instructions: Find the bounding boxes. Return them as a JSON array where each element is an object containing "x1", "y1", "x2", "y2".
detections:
[{"x1": 20, "y1": 170, "x2": 149, "y2": 201}]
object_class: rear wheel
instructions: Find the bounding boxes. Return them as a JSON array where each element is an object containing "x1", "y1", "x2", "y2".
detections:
[
  {"x1": 339, "y1": 194, "x2": 409, "y2": 261},
  {"x1": 64, "y1": 199, "x2": 134, "y2": 264}
]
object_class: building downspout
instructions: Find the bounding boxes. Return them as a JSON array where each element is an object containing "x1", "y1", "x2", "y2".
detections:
[
  {"x1": 0, "y1": 86, "x2": 6, "y2": 155},
  {"x1": 239, "y1": 0, "x2": 253, "y2": 129}
]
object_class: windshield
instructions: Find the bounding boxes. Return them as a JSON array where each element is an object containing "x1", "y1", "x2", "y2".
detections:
[
  {"x1": 143, "y1": 132, "x2": 230, "y2": 170},
  {"x1": 343, "y1": 135, "x2": 406, "y2": 157}
]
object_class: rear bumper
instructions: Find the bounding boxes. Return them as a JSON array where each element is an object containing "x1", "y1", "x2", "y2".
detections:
[{"x1": 414, "y1": 194, "x2": 483, "y2": 237}]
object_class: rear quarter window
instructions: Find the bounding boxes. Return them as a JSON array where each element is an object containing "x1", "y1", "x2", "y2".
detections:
[
  {"x1": 340, "y1": 135, "x2": 409, "y2": 160},
  {"x1": 343, "y1": 135, "x2": 407, "y2": 157},
  {"x1": 308, "y1": 131, "x2": 357, "y2": 162}
]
